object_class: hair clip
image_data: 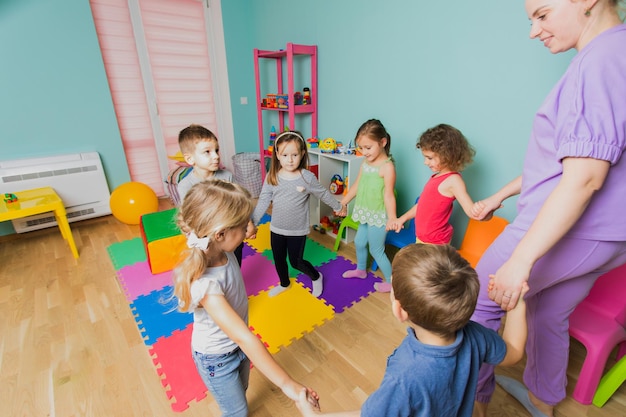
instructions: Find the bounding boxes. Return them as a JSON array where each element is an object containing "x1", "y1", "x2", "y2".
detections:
[{"x1": 187, "y1": 231, "x2": 210, "y2": 250}]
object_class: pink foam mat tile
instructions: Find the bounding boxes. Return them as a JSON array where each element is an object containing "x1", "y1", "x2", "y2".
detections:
[
  {"x1": 149, "y1": 324, "x2": 208, "y2": 412},
  {"x1": 241, "y1": 252, "x2": 281, "y2": 296},
  {"x1": 117, "y1": 261, "x2": 173, "y2": 302}
]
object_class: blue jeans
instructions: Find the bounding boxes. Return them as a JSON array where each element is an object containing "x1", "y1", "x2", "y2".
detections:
[{"x1": 192, "y1": 347, "x2": 250, "y2": 416}]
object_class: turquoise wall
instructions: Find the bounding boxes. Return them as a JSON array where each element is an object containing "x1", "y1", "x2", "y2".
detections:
[
  {"x1": 222, "y1": 0, "x2": 575, "y2": 244},
  {"x1": 0, "y1": 0, "x2": 129, "y2": 235},
  {"x1": 2, "y1": 0, "x2": 576, "y2": 243}
]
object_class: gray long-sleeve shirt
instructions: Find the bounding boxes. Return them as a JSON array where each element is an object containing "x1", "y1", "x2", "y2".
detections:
[{"x1": 252, "y1": 169, "x2": 342, "y2": 236}]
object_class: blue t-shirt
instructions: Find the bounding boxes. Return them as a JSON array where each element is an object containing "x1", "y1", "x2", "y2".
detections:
[{"x1": 361, "y1": 321, "x2": 506, "y2": 417}]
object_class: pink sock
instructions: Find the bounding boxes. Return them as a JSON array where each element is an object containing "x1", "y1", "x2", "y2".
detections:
[
  {"x1": 374, "y1": 281, "x2": 392, "y2": 293},
  {"x1": 342, "y1": 269, "x2": 367, "y2": 279}
]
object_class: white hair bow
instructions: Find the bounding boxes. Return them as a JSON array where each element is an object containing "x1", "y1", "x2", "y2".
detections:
[{"x1": 186, "y1": 231, "x2": 210, "y2": 250}]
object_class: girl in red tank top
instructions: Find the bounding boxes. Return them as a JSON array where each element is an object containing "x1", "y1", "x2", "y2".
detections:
[{"x1": 391, "y1": 124, "x2": 480, "y2": 244}]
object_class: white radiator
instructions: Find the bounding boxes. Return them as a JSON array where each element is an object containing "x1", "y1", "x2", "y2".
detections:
[{"x1": 0, "y1": 152, "x2": 112, "y2": 233}]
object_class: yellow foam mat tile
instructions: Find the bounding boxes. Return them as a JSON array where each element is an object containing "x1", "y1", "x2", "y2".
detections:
[
  {"x1": 249, "y1": 280, "x2": 334, "y2": 354},
  {"x1": 245, "y1": 222, "x2": 271, "y2": 253}
]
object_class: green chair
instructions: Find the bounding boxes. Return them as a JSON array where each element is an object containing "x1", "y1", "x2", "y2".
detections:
[
  {"x1": 592, "y1": 354, "x2": 626, "y2": 407},
  {"x1": 333, "y1": 215, "x2": 360, "y2": 251}
]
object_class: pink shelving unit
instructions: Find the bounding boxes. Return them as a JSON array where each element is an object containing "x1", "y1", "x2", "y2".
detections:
[{"x1": 254, "y1": 43, "x2": 318, "y2": 181}]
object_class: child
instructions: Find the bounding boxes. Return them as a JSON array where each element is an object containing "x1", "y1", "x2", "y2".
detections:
[
  {"x1": 391, "y1": 124, "x2": 478, "y2": 245},
  {"x1": 177, "y1": 124, "x2": 249, "y2": 265},
  {"x1": 338, "y1": 119, "x2": 397, "y2": 292},
  {"x1": 252, "y1": 130, "x2": 343, "y2": 298},
  {"x1": 173, "y1": 179, "x2": 319, "y2": 416},
  {"x1": 177, "y1": 124, "x2": 233, "y2": 202},
  {"x1": 296, "y1": 243, "x2": 528, "y2": 417}
]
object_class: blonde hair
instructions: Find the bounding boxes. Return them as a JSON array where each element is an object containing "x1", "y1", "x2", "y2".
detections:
[
  {"x1": 173, "y1": 179, "x2": 253, "y2": 312},
  {"x1": 392, "y1": 244, "x2": 479, "y2": 338}
]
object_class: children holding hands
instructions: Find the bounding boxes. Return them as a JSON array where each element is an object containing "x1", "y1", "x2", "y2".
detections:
[
  {"x1": 296, "y1": 244, "x2": 528, "y2": 417},
  {"x1": 171, "y1": 118, "x2": 528, "y2": 416}
]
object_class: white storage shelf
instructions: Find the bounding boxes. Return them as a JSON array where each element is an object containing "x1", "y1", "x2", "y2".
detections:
[{"x1": 308, "y1": 148, "x2": 364, "y2": 243}]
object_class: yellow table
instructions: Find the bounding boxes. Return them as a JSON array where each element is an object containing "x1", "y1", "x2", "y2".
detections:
[{"x1": 0, "y1": 187, "x2": 79, "y2": 258}]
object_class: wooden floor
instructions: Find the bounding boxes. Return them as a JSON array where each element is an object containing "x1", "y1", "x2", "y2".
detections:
[{"x1": 1, "y1": 200, "x2": 625, "y2": 416}]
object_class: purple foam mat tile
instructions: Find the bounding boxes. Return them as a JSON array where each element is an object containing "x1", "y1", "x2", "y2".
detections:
[
  {"x1": 240, "y1": 252, "x2": 280, "y2": 296},
  {"x1": 117, "y1": 261, "x2": 174, "y2": 302},
  {"x1": 296, "y1": 256, "x2": 382, "y2": 313},
  {"x1": 242, "y1": 241, "x2": 256, "y2": 259}
]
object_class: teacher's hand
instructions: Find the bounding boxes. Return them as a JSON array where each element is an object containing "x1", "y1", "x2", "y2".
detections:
[{"x1": 488, "y1": 257, "x2": 530, "y2": 311}]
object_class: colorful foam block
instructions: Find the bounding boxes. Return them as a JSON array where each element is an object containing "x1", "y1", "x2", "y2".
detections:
[{"x1": 140, "y1": 208, "x2": 186, "y2": 274}]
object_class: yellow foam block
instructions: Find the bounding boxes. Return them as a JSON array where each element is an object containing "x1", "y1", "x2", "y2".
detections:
[
  {"x1": 248, "y1": 280, "x2": 334, "y2": 353},
  {"x1": 245, "y1": 222, "x2": 271, "y2": 253},
  {"x1": 147, "y1": 234, "x2": 187, "y2": 274}
]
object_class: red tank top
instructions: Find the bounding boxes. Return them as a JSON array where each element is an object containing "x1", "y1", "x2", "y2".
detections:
[{"x1": 414, "y1": 172, "x2": 459, "y2": 244}]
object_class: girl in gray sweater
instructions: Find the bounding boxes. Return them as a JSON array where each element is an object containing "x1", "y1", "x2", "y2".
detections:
[{"x1": 252, "y1": 131, "x2": 344, "y2": 297}]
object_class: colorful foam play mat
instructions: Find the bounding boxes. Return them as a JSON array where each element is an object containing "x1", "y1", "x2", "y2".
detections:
[{"x1": 106, "y1": 216, "x2": 383, "y2": 412}]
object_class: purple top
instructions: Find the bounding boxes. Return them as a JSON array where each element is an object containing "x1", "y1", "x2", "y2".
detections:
[{"x1": 515, "y1": 24, "x2": 626, "y2": 240}]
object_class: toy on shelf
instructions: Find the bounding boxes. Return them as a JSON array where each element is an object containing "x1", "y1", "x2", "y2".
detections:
[
  {"x1": 265, "y1": 94, "x2": 277, "y2": 108},
  {"x1": 307, "y1": 137, "x2": 319, "y2": 148},
  {"x1": 329, "y1": 174, "x2": 344, "y2": 195},
  {"x1": 3, "y1": 193, "x2": 18, "y2": 203},
  {"x1": 319, "y1": 138, "x2": 337, "y2": 153},
  {"x1": 316, "y1": 215, "x2": 342, "y2": 235},
  {"x1": 277, "y1": 94, "x2": 288, "y2": 109},
  {"x1": 312, "y1": 224, "x2": 326, "y2": 234},
  {"x1": 268, "y1": 125, "x2": 277, "y2": 153},
  {"x1": 303, "y1": 87, "x2": 311, "y2": 105},
  {"x1": 294, "y1": 91, "x2": 303, "y2": 105}
]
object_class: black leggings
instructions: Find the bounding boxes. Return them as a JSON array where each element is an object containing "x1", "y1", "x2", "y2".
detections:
[
  {"x1": 234, "y1": 242, "x2": 243, "y2": 266},
  {"x1": 270, "y1": 232, "x2": 319, "y2": 287}
]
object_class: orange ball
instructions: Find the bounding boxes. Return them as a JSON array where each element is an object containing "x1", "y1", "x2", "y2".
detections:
[{"x1": 109, "y1": 182, "x2": 158, "y2": 225}]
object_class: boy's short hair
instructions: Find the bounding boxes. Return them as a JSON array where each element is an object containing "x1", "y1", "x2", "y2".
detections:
[
  {"x1": 391, "y1": 244, "x2": 479, "y2": 337},
  {"x1": 178, "y1": 124, "x2": 218, "y2": 154}
]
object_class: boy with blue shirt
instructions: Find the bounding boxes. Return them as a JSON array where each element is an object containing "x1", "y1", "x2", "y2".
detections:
[{"x1": 297, "y1": 243, "x2": 528, "y2": 417}]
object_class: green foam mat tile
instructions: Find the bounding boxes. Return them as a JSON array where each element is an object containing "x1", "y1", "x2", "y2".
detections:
[{"x1": 107, "y1": 237, "x2": 147, "y2": 269}]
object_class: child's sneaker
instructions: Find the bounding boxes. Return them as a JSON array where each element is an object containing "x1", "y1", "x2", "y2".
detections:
[
  {"x1": 269, "y1": 283, "x2": 291, "y2": 297},
  {"x1": 312, "y1": 272, "x2": 324, "y2": 297}
]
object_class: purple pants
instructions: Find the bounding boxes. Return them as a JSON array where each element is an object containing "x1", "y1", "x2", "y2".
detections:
[{"x1": 471, "y1": 224, "x2": 626, "y2": 405}]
